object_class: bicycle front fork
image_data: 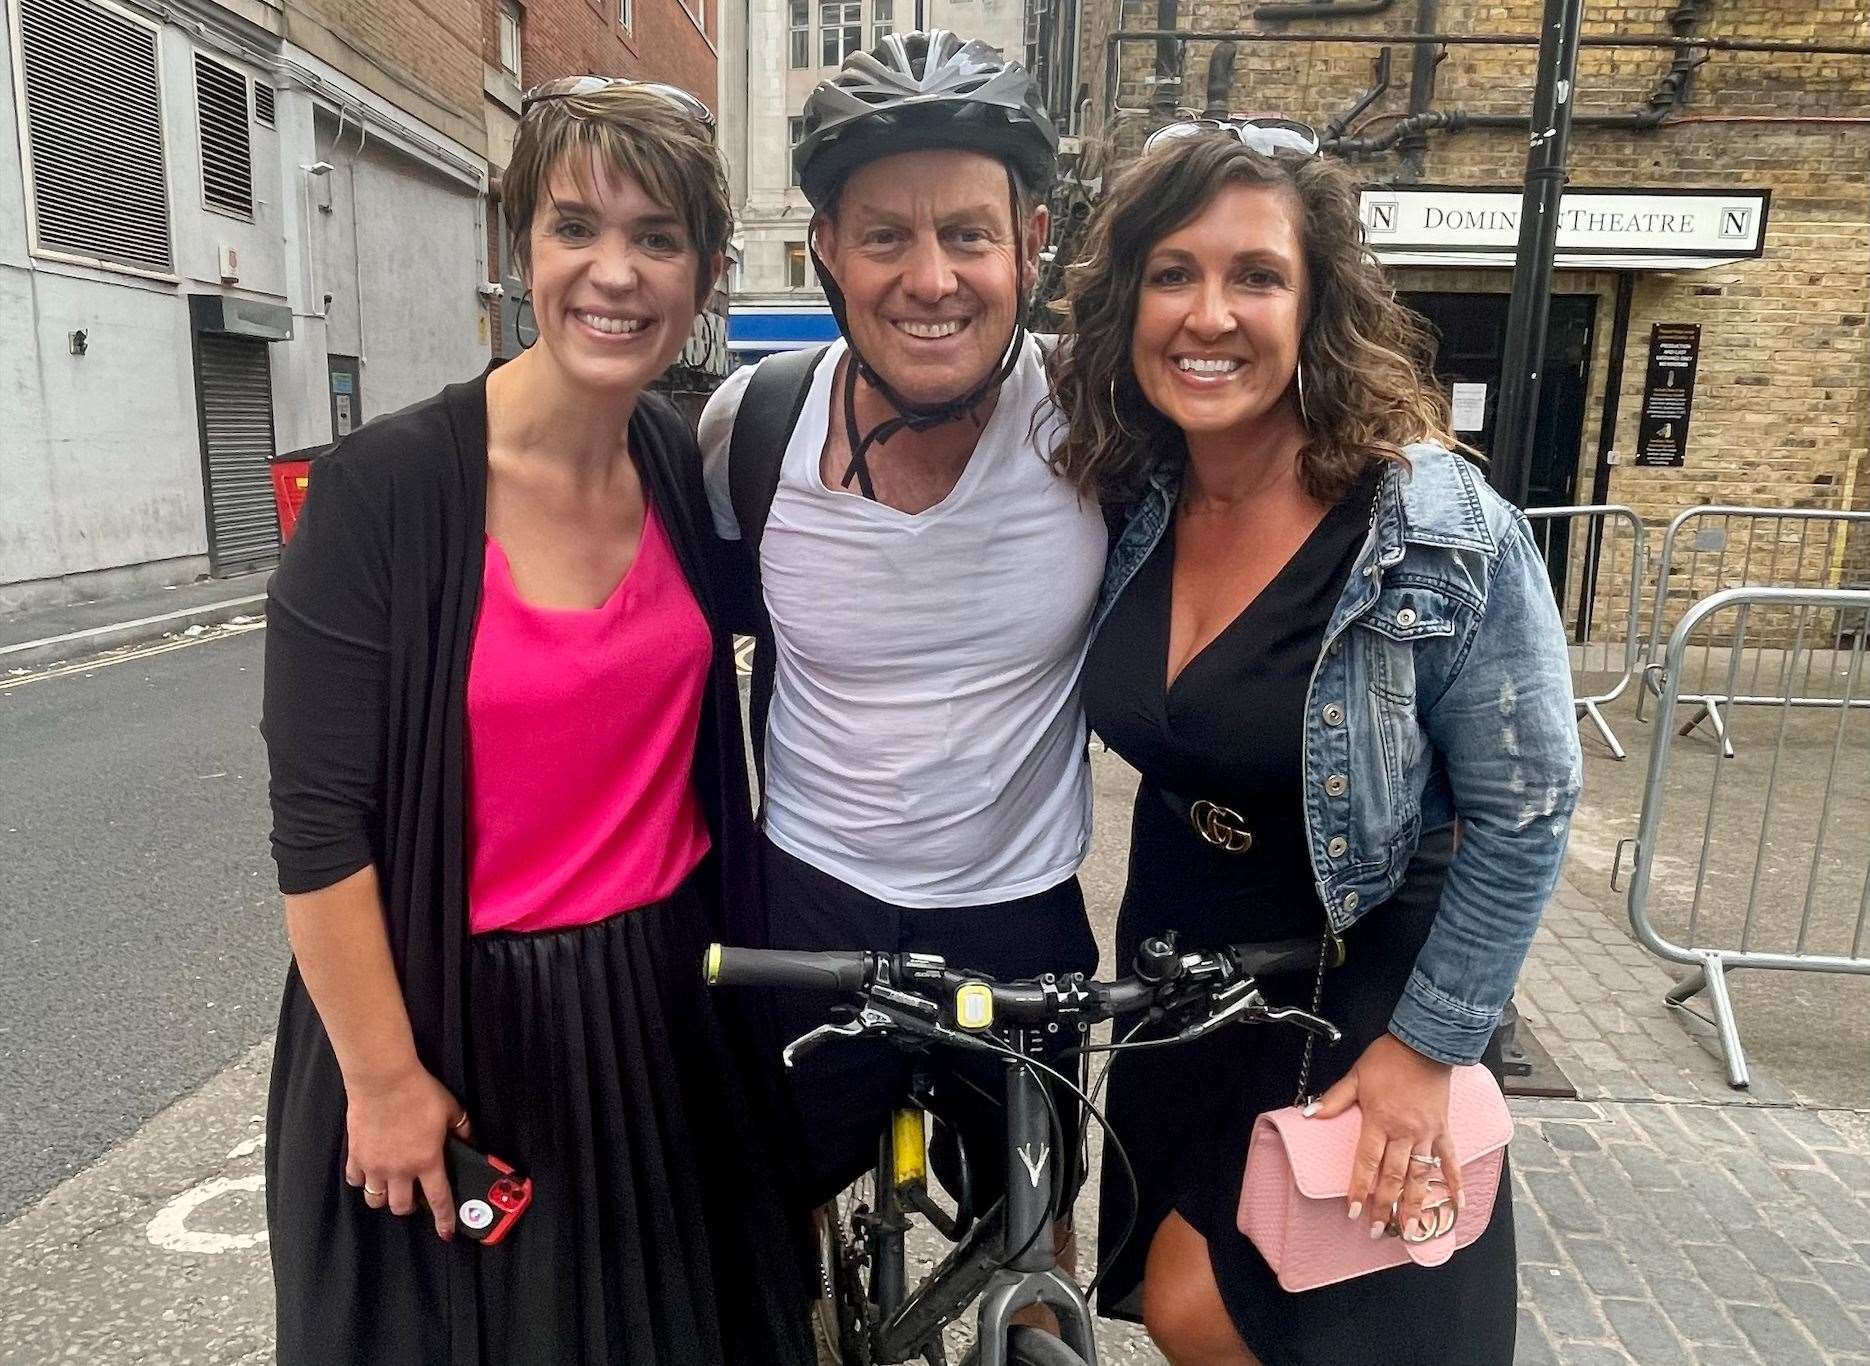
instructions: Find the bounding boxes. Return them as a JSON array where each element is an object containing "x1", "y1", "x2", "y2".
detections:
[{"x1": 971, "y1": 1054, "x2": 1098, "y2": 1366}]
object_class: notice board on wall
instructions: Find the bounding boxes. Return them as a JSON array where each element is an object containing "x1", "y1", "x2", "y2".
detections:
[{"x1": 1635, "y1": 323, "x2": 1702, "y2": 467}]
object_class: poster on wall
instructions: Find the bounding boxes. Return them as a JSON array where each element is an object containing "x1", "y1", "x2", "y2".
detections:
[
  {"x1": 1450, "y1": 382, "x2": 1487, "y2": 433},
  {"x1": 1635, "y1": 323, "x2": 1701, "y2": 467}
]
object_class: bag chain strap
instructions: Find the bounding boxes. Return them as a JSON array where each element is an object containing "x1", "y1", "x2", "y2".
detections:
[{"x1": 1293, "y1": 930, "x2": 1338, "y2": 1108}]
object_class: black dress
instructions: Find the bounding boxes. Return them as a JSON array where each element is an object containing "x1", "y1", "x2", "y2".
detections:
[
  {"x1": 1082, "y1": 467, "x2": 1516, "y2": 1364},
  {"x1": 262, "y1": 374, "x2": 814, "y2": 1366}
]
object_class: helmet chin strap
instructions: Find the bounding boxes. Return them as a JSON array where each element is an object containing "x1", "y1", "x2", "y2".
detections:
[{"x1": 810, "y1": 169, "x2": 1029, "y2": 500}]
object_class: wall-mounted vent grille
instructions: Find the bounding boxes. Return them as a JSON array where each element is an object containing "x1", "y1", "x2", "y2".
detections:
[
  {"x1": 17, "y1": 0, "x2": 173, "y2": 272},
  {"x1": 195, "y1": 53, "x2": 253, "y2": 217},
  {"x1": 254, "y1": 82, "x2": 276, "y2": 127}
]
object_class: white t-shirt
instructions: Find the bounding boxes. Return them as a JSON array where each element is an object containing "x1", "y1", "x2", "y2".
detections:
[{"x1": 699, "y1": 336, "x2": 1105, "y2": 908}]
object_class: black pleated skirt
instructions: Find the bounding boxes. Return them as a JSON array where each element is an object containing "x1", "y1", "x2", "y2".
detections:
[{"x1": 266, "y1": 876, "x2": 815, "y2": 1366}]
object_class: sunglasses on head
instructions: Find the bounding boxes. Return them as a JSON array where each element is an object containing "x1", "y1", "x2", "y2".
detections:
[
  {"x1": 520, "y1": 77, "x2": 715, "y2": 135},
  {"x1": 1143, "y1": 116, "x2": 1321, "y2": 160}
]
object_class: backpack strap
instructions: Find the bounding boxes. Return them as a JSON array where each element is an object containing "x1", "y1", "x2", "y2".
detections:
[{"x1": 725, "y1": 344, "x2": 829, "y2": 794}]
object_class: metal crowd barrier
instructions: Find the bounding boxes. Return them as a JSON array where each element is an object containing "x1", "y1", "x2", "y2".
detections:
[
  {"x1": 1525, "y1": 505, "x2": 1647, "y2": 760},
  {"x1": 1639, "y1": 506, "x2": 1870, "y2": 755},
  {"x1": 1618, "y1": 586, "x2": 1870, "y2": 1089}
]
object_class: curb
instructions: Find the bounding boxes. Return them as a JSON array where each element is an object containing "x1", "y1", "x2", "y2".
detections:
[{"x1": 0, "y1": 595, "x2": 267, "y2": 677}]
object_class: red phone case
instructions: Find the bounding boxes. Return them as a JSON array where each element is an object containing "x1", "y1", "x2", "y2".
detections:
[{"x1": 446, "y1": 1135, "x2": 533, "y2": 1245}]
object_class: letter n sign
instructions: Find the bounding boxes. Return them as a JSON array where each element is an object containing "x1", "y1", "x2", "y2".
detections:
[{"x1": 1719, "y1": 207, "x2": 1754, "y2": 241}]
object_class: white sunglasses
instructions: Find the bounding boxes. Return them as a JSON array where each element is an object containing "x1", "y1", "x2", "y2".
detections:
[{"x1": 1143, "y1": 116, "x2": 1321, "y2": 159}]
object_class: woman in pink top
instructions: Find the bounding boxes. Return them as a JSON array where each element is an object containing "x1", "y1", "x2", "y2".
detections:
[{"x1": 261, "y1": 82, "x2": 812, "y2": 1365}]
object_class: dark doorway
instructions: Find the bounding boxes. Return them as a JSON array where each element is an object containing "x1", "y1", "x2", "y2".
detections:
[
  {"x1": 192, "y1": 332, "x2": 281, "y2": 575},
  {"x1": 1402, "y1": 291, "x2": 1597, "y2": 593}
]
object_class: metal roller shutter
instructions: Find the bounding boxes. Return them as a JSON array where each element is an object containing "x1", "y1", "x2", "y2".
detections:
[{"x1": 196, "y1": 334, "x2": 280, "y2": 573}]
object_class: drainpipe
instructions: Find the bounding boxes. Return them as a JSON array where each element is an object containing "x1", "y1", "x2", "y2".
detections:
[
  {"x1": 1324, "y1": 47, "x2": 1393, "y2": 142},
  {"x1": 1153, "y1": 0, "x2": 1182, "y2": 121},
  {"x1": 1398, "y1": 0, "x2": 1439, "y2": 178},
  {"x1": 1331, "y1": 0, "x2": 1713, "y2": 155},
  {"x1": 1203, "y1": 42, "x2": 1238, "y2": 119}
]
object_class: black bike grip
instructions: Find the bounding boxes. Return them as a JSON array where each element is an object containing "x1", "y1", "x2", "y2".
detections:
[{"x1": 704, "y1": 945, "x2": 870, "y2": 992}]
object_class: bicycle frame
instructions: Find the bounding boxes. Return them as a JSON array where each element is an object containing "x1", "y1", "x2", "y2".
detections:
[{"x1": 858, "y1": 1035, "x2": 1097, "y2": 1365}]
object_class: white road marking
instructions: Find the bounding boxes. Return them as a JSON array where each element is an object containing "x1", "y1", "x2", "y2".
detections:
[
  {"x1": 0, "y1": 621, "x2": 266, "y2": 692},
  {"x1": 146, "y1": 1175, "x2": 267, "y2": 1254},
  {"x1": 0, "y1": 596, "x2": 265, "y2": 660}
]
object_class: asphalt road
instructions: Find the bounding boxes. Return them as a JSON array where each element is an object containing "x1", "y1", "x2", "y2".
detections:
[{"x1": 0, "y1": 625, "x2": 285, "y2": 1222}]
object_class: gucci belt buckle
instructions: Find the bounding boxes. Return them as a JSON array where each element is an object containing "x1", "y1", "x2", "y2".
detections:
[{"x1": 1189, "y1": 799, "x2": 1253, "y2": 854}]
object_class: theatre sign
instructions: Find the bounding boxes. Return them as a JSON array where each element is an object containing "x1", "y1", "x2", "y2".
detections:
[{"x1": 1359, "y1": 187, "x2": 1771, "y2": 271}]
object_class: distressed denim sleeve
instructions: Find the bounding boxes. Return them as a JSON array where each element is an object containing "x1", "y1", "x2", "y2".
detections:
[{"x1": 1389, "y1": 520, "x2": 1584, "y2": 1065}]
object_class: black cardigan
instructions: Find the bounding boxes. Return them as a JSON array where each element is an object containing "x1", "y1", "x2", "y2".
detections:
[{"x1": 262, "y1": 369, "x2": 762, "y2": 1101}]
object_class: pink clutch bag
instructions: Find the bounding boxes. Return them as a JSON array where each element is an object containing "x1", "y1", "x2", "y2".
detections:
[{"x1": 1236, "y1": 1063, "x2": 1512, "y2": 1293}]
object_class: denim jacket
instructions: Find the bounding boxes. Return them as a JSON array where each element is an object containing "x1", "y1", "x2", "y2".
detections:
[{"x1": 1095, "y1": 444, "x2": 1583, "y2": 1066}]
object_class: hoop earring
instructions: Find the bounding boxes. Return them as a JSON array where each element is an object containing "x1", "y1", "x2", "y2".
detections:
[
  {"x1": 1295, "y1": 357, "x2": 1311, "y2": 428},
  {"x1": 1109, "y1": 374, "x2": 1137, "y2": 440},
  {"x1": 514, "y1": 289, "x2": 537, "y2": 350}
]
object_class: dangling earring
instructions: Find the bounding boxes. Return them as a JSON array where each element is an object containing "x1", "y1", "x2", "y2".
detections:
[
  {"x1": 1294, "y1": 356, "x2": 1312, "y2": 428},
  {"x1": 515, "y1": 289, "x2": 538, "y2": 350}
]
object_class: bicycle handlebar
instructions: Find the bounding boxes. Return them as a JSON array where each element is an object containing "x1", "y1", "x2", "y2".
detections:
[{"x1": 704, "y1": 935, "x2": 1333, "y2": 1033}]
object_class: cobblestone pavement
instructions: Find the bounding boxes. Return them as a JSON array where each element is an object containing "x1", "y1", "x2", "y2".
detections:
[
  {"x1": 1506, "y1": 873, "x2": 1870, "y2": 1364},
  {"x1": 2, "y1": 752, "x2": 1868, "y2": 1362}
]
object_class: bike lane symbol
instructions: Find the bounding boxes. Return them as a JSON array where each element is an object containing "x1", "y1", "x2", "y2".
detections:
[{"x1": 145, "y1": 1133, "x2": 268, "y2": 1255}]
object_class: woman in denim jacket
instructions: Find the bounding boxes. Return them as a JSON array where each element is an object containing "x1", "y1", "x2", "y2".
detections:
[{"x1": 1046, "y1": 130, "x2": 1581, "y2": 1363}]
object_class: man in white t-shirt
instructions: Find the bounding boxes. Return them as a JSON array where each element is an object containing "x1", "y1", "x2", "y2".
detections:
[{"x1": 698, "y1": 32, "x2": 1106, "y2": 1220}]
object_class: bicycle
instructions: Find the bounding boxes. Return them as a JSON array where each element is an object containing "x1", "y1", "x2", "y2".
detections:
[{"x1": 705, "y1": 935, "x2": 1342, "y2": 1366}]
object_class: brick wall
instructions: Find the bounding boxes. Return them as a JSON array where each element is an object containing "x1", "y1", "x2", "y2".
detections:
[
  {"x1": 496, "y1": 0, "x2": 718, "y2": 108},
  {"x1": 286, "y1": 0, "x2": 486, "y2": 148},
  {"x1": 1076, "y1": 0, "x2": 1870, "y2": 623}
]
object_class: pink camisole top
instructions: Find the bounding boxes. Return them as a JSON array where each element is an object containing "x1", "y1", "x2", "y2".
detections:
[{"x1": 465, "y1": 503, "x2": 713, "y2": 935}]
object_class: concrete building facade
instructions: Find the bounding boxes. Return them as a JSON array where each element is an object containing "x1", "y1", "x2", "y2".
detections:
[
  {"x1": 1069, "y1": 1, "x2": 1870, "y2": 616},
  {"x1": 717, "y1": 0, "x2": 1028, "y2": 362},
  {"x1": 2, "y1": 0, "x2": 491, "y2": 609},
  {"x1": 3, "y1": 0, "x2": 722, "y2": 611}
]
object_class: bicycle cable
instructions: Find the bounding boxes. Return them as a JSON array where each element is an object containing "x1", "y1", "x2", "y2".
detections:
[{"x1": 948, "y1": 1029, "x2": 1140, "y2": 1300}]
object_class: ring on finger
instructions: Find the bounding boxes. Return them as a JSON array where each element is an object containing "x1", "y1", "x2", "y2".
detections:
[
  {"x1": 1408, "y1": 1152, "x2": 1442, "y2": 1168},
  {"x1": 450, "y1": 1112, "x2": 470, "y2": 1133},
  {"x1": 363, "y1": 1185, "x2": 386, "y2": 1200}
]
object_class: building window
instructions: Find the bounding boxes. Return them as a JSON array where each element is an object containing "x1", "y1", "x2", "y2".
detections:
[
  {"x1": 789, "y1": 0, "x2": 810, "y2": 67},
  {"x1": 619, "y1": 0, "x2": 631, "y2": 27},
  {"x1": 16, "y1": 0, "x2": 173, "y2": 274},
  {"x1": 195, "y1": 53, "x2": 253, "y2": 219},
  {"x1": 498, "y1": 2, "x2": 522, "y2": 81},
  {"x1": 788, "y1": 116, "x2": 805, "y2": 187},
  {"x1": 820, "y1": 1, "x2": 860, "y2": 67},
  {"x1": 870, "y1": 0, "x2": 892, "y2": 51},
  {"x1": 786, "y1": 241, "x2": 809, "y2": 289}
]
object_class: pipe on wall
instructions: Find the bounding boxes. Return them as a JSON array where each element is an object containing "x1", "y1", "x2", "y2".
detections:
[
  {"x1": 1254, "y1": 0, "x2": 1395, "y2": 18},
  {"x1": 1398, "y1": 0, "x2": 1439, "y2": 177}
]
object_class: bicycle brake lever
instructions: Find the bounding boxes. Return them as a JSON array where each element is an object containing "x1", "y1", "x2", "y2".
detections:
[
  {"x1": 1254, "y1": 1004, "x2": 1343, "y2": 1044},
  {"x1": 782, "y1": 1007, "x2": 894, "y2": 1069},
  {"x1": 1177, "y1": 991, "x2": 1343, "y2": 1046}
]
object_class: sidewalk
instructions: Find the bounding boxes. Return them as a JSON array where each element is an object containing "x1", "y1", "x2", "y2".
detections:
[
  {"x1": 1506, "y1": 871, "x2": 1870, "y2": 1363},
  {"x1": 0, "y1": 572, "x2": 271, "y2": 675}
]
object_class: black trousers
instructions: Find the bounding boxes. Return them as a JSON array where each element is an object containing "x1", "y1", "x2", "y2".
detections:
[{"x1": 759, "y1": 837, "x2": 1100, "y2": 1213}]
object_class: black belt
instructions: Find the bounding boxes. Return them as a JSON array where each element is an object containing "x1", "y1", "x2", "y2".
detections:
[{"x1": 1158, "y1": 786, "x2": 1254, "y2": 854}]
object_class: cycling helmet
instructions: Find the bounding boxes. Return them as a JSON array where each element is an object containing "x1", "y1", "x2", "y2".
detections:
[{"x1": 795, "y1": 31, "x2": 1058, "y2": 209}]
